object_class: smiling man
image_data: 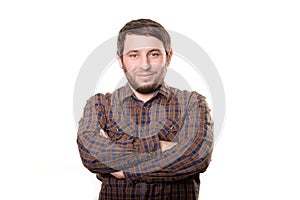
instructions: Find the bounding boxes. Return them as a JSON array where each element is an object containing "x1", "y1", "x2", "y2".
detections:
[
  {"x1": 77, "y1": 19, "x2": 214, "y2": 200},
  {"x1": 120, "y1": 34, "x2": 168, "y2": 98}
]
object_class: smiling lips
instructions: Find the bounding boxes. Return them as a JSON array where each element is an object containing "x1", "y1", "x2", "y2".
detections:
[{"x1": 136, "y1": 73, "x2": 154, "y2": 77}]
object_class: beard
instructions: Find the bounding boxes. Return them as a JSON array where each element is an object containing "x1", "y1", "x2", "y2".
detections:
[
  {"x1": 135, "y1": 82, "x2": 161, "y2": 94},
  {"x1": 123, "y1": 65, "x2": 167, "y2": 94}
]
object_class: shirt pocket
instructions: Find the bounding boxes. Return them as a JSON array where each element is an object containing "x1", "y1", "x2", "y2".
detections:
[
  {"x1": 156, "y1": 118, "x2": 181, "y2": 141},
  {"x1": 105, "y1": 120, "x2": 136, "y2": 141}
]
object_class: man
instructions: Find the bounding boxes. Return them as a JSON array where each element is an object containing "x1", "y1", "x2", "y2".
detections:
[{"x1": 77, "y1": 19, "x2": 214, "y2": 200}]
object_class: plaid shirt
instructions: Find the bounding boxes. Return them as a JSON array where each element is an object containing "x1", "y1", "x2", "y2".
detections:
[{"x1": 77, "y1": 84, "x2": 214, "y2": 200}]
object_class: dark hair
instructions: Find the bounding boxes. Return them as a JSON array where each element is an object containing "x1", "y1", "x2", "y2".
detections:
[{"x1": 117, "y1": 19, "x2": 171, "y2": 58}]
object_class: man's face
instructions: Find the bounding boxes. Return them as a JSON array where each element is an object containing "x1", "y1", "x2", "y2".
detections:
[{"x1": 118, "y1": 34, "x2": 171, "y2": 94}]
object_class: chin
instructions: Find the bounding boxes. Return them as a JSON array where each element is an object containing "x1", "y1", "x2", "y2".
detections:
[{"x1": 136, "y1": 83, "x2": 161, "y2": 94}]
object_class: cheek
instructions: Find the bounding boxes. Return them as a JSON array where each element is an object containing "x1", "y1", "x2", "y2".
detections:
[
  {"x1": 156, "y1": 57, "x2": 167, "y2": 66},
  {"x1": 123, "y1": 59, "x2": 138, "y2": 71}
]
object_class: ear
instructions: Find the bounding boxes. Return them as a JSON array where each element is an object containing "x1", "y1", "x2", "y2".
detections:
[
  {"x1": 166, "y1": 49, "x2": 173, "y2": 66},
  {"x1": 117, "y1": 54, "x2": 123, "y2": 69}
]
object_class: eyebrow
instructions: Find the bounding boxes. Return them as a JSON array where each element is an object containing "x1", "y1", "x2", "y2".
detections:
[
  {"x1": 126, "y1": 50, "x2": 138, "y2": 54},
  {"x1": 125, "y1": 48, "x2": 163, "y2": 54}
]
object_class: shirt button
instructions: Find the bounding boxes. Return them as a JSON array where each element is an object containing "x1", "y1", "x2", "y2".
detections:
[
  {"x1": 132, "y1": 138, "x2": 138, "y2": 149},
  {"x1": 133, "y1": 137, "x2": 138, "y2": 144}
]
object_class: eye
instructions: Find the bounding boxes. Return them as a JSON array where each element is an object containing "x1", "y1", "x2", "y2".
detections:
[
  {"x1": 129, "y1": 54, "x2": 138, "y2": 58},
  {"x1": 149, "y1": 51, "x2": 161, "y2": 58}
]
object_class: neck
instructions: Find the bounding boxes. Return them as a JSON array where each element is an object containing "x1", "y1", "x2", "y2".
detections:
[
  {"x1": 128, "y1": 84, "x2": 155, "y2": 103},
  {"x1": 133, "y1": 91, "x2": 155, "y2": 103}
]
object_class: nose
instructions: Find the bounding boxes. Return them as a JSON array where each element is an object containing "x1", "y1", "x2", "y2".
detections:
[{"x1": 139, "y1": 54, "x2": 151, "y2": 70}]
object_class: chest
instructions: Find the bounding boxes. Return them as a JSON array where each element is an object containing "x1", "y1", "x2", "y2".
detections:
[{"x1": 104, "y1": 98, "x2": 183, "y2": 139}]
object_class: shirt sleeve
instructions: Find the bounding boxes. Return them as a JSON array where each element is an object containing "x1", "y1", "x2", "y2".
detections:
[
  {"x1": 123, "y1": 92, "x2": 214, "y2": 183},
  {"x1": 77, "y1": 94, "x2": 161, "y2": 175}
]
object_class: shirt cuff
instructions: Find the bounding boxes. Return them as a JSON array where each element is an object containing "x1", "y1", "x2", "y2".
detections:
[
  {"x1": 123, "y1": 150, "x2": 162, "y2": 184},
  {"x1": 123, "y1": 171, "x2": 142, "y2": 184}
]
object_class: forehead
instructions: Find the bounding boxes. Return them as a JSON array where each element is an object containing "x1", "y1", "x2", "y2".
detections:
[{"x1": 123, "y1": 34, "x2": 165, "y2": 53}]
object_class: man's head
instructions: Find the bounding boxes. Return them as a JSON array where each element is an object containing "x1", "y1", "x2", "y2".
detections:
[{"x1": 117, "y1": 19, "x2": 173, "y2": 94}]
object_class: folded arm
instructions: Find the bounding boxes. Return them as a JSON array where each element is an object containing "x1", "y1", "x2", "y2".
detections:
[
  {"x1": 123, "y1": 93, "x2": 214, "y2": 183},
  {"x1": 77, "y1": 94, "x2": 161, "y2": 175}
]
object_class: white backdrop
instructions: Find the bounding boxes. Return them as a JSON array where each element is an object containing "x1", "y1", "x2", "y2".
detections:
[{"x1": 1, "y1": 0, "x2": 299, "y2": 199}]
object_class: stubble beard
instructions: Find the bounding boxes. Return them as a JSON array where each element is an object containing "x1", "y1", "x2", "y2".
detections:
[{"x1": 123, "y1": 65, "x2": 167, "y2": 94}]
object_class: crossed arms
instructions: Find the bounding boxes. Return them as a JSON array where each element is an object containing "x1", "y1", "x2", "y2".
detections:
[{"x1": 77, "y1": 92, "x2": 213, "y2": 183}]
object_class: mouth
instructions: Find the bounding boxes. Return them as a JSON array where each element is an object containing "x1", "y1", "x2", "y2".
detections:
[{"x1": 136, "y1": 73, "x2": 154, "y2": 78}]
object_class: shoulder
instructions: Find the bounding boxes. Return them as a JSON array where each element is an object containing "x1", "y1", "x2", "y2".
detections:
[
  {"x1": 168, "y1": 87, "x2": 211, "y2": 119},
  {"x1": 85, "y1": 92, "x2": 112, "y2": 107},
  {"x1": 168, "y1": 86, "x2": 207, "y2": 105}
]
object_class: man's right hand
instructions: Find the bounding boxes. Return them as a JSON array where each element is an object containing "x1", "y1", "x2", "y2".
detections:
[{"x1": 160, "y1": 140, "x2": 177, "y2": 152}]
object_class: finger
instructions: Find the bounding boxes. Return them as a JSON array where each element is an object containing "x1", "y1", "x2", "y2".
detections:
[{"x1": 100, "y1": 129, "x2": 109, "y2": 138}]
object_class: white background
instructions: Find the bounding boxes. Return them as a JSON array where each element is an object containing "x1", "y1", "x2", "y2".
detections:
[{"x1": 1, "y1": 0, "x2": 299, "y2": 199}]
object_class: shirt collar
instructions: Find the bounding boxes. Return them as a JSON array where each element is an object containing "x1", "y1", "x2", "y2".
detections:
[{"x1": 119, "y1": 82, "x2": 172, "y2": 102}]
